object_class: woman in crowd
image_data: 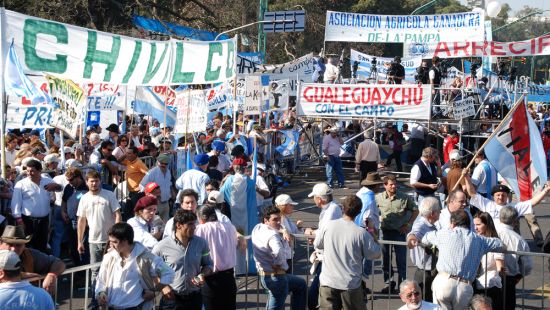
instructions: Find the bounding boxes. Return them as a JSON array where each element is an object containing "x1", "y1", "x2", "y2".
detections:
[
  {"x1": 112, "y1": 135, "x2": 129, "y2": 161},
  {"x1": 127, "y1": 195, "x2": 164, "y2": 250}
]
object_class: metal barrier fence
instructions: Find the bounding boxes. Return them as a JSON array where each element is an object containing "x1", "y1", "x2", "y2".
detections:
[{"x1": 44, "y1": 236, "x2": 550, "y2": 309}]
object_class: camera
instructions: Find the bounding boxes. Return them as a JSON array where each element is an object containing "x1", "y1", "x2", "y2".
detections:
[{"x1": 371, "y1": 57, "x2": 377, "y2": 65}]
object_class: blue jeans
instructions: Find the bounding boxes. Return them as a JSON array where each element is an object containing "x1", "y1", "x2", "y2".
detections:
[
  {"x1": 50, "y1": 206, "x2": 68, "y2": 258},
  {"x1": 325, "y1": 155, "x2": 345, "y2": 186},
  {"x1": 308, "y1": 263, "x2": 322, "y2": 310},
  {"x1": 363, "y1": 258, "x2": 373, "y2": 279},
  {"x1": 381, "y1": 229, "x2": 407, "y2": 285},
  {"x1": 260, "y1": 274, "x2": 307, "y2": 310}
]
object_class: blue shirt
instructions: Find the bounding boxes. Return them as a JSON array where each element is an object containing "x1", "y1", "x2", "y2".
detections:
[
  {"x1": 140, "y1": 166, "x2": 172, "y2": 202},
  {"x1": 0, "y1": 281, "x2": 55, "y2": 310},
  {"x1": 422, "y1": 227, "x2": 503, "y2": 281},
  {"x1": 408, "y1": 216, "x2": 437, "y2": 270},
  {"x1": 175, "y1": 168, "x2": 210, "y2": 205}
]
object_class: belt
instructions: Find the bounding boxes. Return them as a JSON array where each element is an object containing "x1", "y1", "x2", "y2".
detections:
[
  {"x1": 439, "y1": 272, "x2": 472, "y2": 285},
  {"x1": 258, "y1": 270, "x2": 286, "y2": 276},
  {"x1": 174, "y1": 290, "x2": 200, "y2": 298},
  {"x1": 22, "y1": 215, "x2": 49, "y2": 220},
  {"x1": 209, "y1": 268, "x2": 234, "y2": 276}
]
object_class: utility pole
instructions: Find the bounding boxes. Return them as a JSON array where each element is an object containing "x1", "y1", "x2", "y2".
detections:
[{"x1": 258, "y1": 0, "x2": 267, "y2": 57}]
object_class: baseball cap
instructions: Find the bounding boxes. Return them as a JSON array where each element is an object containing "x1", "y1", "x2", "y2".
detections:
[
  {"x1": 44, "y1": 154, "x2": 60, "y2": 164},
  {"x1": 144, "y1": 182, "x2": 160, "y2": 194},
  {"x1": 207, "y1": 191, "x2": 225, "y2": 204},
  {"x1": 64, "y1": 159, "x2": 83, "y2": 169},
  {"x1": 275, "y1": 194, "x2": 298, "y2": 206},
  {"x1": 157, "y1": 154, "x2": 170, "y2": 164},
  {"x1": 308, "y1": 183, "x2": 333, "y2": 197},
  {"x1": 256, "y1": 163, "x2": 266, "y2": 171},
  {"x1": 449, "y1": 150, "x2": 460, "y2": 161},
  {"x1": 63, "y1": 146, "x2": 74, "y2": 154},
  {"x1": 232, "y1": 157, "x2": 247, "y2": 167},
  {"x1": 212, "y1": 140, "x2": 225, "y2": 152},
  {"x1": 194, "y1": 154, "x2": 210, "y2": 166},
  {"x1": 0, "y1": 250, "x2": 21, "y2": 271}
]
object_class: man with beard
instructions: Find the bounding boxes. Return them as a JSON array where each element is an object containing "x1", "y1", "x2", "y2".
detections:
[{"x1": 398, "y1": 280, "x2": 441, "y2": 310}]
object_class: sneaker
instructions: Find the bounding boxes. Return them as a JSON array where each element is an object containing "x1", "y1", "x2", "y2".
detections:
[
  {"x1": 380, "y1": 281, "x2": 397, "y2": 294},
  {"x1": 327, "y1": 183, "x2": 333, "y2": 189},
  {"x1": 338, "y1": 184, "x2": 347, "y2": 189}
]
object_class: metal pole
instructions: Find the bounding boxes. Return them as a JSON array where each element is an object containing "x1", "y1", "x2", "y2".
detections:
[
  {"x1": 258, "y1": 0, "x2": 268, "y2": 56},
  {"x1": 0, "y1": 8, "x2": 7, "y2": 179},
  {"x1": 215, "y1": 20, "x2": 295, "y2": 41},
  {"x1": 233, "y1": 34, "x2": 239, "y2": 134}
]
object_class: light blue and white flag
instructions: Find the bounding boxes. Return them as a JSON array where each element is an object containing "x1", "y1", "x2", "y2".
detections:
[
  {"x1": 275, "y1": 130, "x2": 300, "y2": 157},
  {"x1": 4, "y1": 41, "x2": 50, "y2": 104},
  {"x1": 133, "y1": 86, "x2": 177, "y2": 127}
]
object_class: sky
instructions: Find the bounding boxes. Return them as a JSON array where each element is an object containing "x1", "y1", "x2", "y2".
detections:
[{"x1": 460, "y1": 0, "x2": 550, "y2": 16}]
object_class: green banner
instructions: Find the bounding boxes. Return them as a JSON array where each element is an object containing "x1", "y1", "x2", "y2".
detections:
[{"x1": 3, "y1": 9, "x2": 236, "y2": 86}]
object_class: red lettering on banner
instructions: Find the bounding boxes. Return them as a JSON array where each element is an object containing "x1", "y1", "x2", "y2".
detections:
[
  {"x1": 341, "y1": 87, "x2": 351, "y2": 104},
  {"x1": 471, "y1": 41, "x2": 487, "y2": 56},
  {"x1": 413, "y1": 87, "x2": 423, "y2": 105},
  {"x1": 508, "y1": 42, "x2": 526, "y2": 55},
  {"x1": 324, "y1": 87, "x2": 334, "y2": 103},
  {"x1": 538, "y1": 36, "x2": 550, "y2": 54},
  {"x1": 303, "y1": 86, "x2": 313, "y2": 102},
  {"x1": 382, "y1": 88, "x2": 393, "y2": 104},
  {"x1": 371, "y1": 88, "x2": 381, "y2": 105},
  {"x1": 434, "y1": 42, "x2": 451, "y2": 57},
  {"x1": 453, "y1": 42, "x2": 470, "y2": 57},
  {"x1": 531, "y1": 38, "x2": 536, "y2": 54},
  {"x1": 509, "y1": 104, "x2": 532, "y2": 199},
  {"x1": 351, "y1": 88, "x2": 361, "y2": 104},
  {"x1": 490, "y1": 42, "x2": 505, "y2": 56}
]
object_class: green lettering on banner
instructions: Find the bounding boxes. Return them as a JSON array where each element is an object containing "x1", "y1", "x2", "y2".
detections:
[
  {"x1": 225, "y1": 40, "x2": 235, "y2": 78},
  {"x1": 142, "y1": 42, "x2": 169, "y2": 84},
  {"x1": 23, "y1": 19, "x2": 68, "y2": 73},
  {"x1": 123, "y1": 41, "x2": 142, "y2": 83},
  {"x1": 172, "y1": 42, "x2": 195, "y2": 83},
  {"x1": 204, "y1": 42, "x2": 222, "y2": 81},
  {"x1": 84, "y1": 31, "x2": 121, "y2": 81}
]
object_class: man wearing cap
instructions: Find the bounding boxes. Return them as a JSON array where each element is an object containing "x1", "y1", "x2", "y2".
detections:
[
  {"x1": 376, "y1": 174, "x2": 418, "y2": 294},
  {"x1": 208, "y1": 140, "x2": 231, "y2": 173},
  {"x1": 11, "y1": 159, "x2": 61, "y2": 253},
  {"x1": 303, "y1": 183, "x2": 342, "y2": 310},
  {"x1": 140, "y1": 154, "x2": 174, "y2": 222},
  {"x1": 220, "y1": 158, "x2": 257, "y2": 274},
  {"x1": 195, "y1": 204, "x2": 241, "y2": 310},
  {"x1": 90, "y1": 140, "x2": 120, "y2": 191},
  {"x1": 176, "y1": 154, "x2": 211, "y2": 205},
  {"x1": 0, "y1": 250, "x2": 55, "y2": 309},
  {"x1": 128, "y1": 196, "x2": 164, "y2": 250},
  {"x1": 105, "y1": 123, "x2": 120, "y2": 145},
  {"x1": 322, "y1": 127, "x2": 346, "y2": 188},
  {"x1": 43, "y1": 153, "x2": 60, "y2": 178},
  {"x1": 355, "y1": 130, "x2": 382, "y2": 185},
  {"x1": 315, "y1": 195, "x2": 381, "y2": 309},
  {"x1": 122, "y1": 146, "x2": 149, "y2": 219},
  {"x1": 0, "y1": 226, "x2": 65, "y2": 294}
]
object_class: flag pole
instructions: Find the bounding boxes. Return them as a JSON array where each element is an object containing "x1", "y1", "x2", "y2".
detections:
[
  {"x1": 232, "y1": 34, "x2": 238, "y2": 134},
  {"x1": 0, "y1": 9, "x2": 7, "y2": 179},
  {"x1": 449, "y1": 93, "x2": 527, "y2": 193}
]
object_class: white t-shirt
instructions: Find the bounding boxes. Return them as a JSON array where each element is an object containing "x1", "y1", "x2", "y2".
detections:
[
  {"x1": 255, "y1": 175, "x2": 270, "y2": 207},
  {"x1": 469, "y1": 193, "x2": 532, "y2": 226},
  {"x1": 77, "y1": 189, "x2": 121, "y2": 244}
]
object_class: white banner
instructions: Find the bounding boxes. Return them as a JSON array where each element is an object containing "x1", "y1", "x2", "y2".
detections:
[
  {"x1": 452, "y1": 97, "x2": 476, "y2": 119},
  {"x1": 325, "y1": 11, "x2": 484, "y2": 43},
  {"x1": 4, "y1": 9, "x2": 236, "y2": 85},
  {"x1": 350, "y1": 49, "x2": 422, "y2": 83},
  {"x1": 404, "y1": 34, "x2": 550, "y2": 59},
  {"x1": 297, "y1": 83, "x2": 431, "y2": 120},
  {"x1": 174, "y1": 90, "x2": 208, "y2": 134},
  {"x1": 6, "y1": 101, "x2": 53, "y2": 129},
  {"x1": 46, "y1": 75, "x2": 86, "y2": 138},
  {"x1": 244, "y1": 76, "x2": 262, "y2": 116}
]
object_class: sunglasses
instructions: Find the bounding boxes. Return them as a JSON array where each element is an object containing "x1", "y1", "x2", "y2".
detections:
[{"x1": 405, "y1": 291, "x2": 420, "y2": 299}]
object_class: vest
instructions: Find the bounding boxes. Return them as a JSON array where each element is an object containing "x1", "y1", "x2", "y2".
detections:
[
  {"x1": 414, "y1": 159, "x2": 438, "y2": 196},
  {"x1": 431, "y1": 66, "x2": 441, "y2": 86}
]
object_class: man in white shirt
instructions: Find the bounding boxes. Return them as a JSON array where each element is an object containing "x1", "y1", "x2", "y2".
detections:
[
  {"x1": 410, "y1": 147, "x2": 441, "y2": 204},
  {"x1": 398, "y1": 280, "x2": 441, "y2": 310},
  {"x1": 175, "y1": 154, "x2": 210, "y2": 205},
  {"x1": 10, "y1": 159, "x2": 61, "y2": 253},
  {"x1": 207, "y1": 140, "x2": 231, "y2": 174},
  {"x1": 255, "y1": 163, "x2": 271, "y2": 209},
  {"x1": 355, "y1": 130, "x2": 382, "y2": 185},
  {"x1": 470, "y1": 152, "x2": 497, "y2": 198},
  {"x1": 323, "y1": 56, "x2": 340, "y2": 83},
  {"x1": 140, "y1": 154, "x2": 174, "y2": 221},
  {"x1": 96, "y1": 223, "x2": 174, "y2": 310},
  {"x1": 76, "y1": 170, "x2": 121, "y2": 299},
  {"x1": 323, "y1": 128, "x2": 345, "y2": 188}
]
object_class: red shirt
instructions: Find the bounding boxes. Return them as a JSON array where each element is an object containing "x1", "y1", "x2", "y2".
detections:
[{"x1": 443, "y1": 135, "x2": 458, "y2": 163}]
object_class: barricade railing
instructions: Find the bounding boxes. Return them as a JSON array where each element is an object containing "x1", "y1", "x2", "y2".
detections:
[{"x1": 45, "y1": 235, "x2": 549, "y2": 309}]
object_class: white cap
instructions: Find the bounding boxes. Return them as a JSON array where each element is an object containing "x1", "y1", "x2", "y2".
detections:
[
  {"x1": 44, "y1": 154, "x2": 60, "y2": 164},
  {"x1": 308, "y1": 183, "x2": 333, "y2": 197},
  {"x1": 257, "y1": 163, "x2": 266, "y2": 171},
  {"x1": 72, "y1": 143, "x2": 83, "y2": 151},
  {"x1": 63, "y1": 146, "x2": 74, "y2": 154},
  {"x1": 0, "y1": 249, "x2": 21, "y2": 271},
  {"x1": 64, "y1": 159, "x2": 83, "y2": 169},
  {"x1": 275, "y1": 194, "x2": 298, "y2": 206},
  {"x1": 207, "y1": 191, "x2": 224, "y2": 204},
  {"x1": 449, "y1": 150, "x2": 460, "y2": 161}
]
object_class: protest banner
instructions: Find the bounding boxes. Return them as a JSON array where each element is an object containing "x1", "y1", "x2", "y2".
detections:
[
  {"x1": 297, "y1": 83, "x2": 431, "y2": 120},
  {"x1": 46, "y1": 75, "x2": 86, "y2": 138},
  {"x1": 350, "y1": 49, "x2": 422, "y2": 83},
  {"x1": 174, "y1": 90, "x2": 208, "y2": 134},
  {"x1": 325, "y1": 11, "x2": 484, "y2": 43},
  {"x1": 244, "y1": 76, "x2": 262, "y2": 116},
  {"x1": 206, "y1": 81, "x2": 233, "y2": 111},
  {"x1": 452, "y1": 97, "x2": 476, "y2": 119},
  {"x1": 404, "y1": 34, "x2": 550, "y2": 59},
  {"x1": 268, "y1": 79, "x2": 290, "y2": 110},
  {"x1": 6, "y1": 100, "x2": 53, "y2": 129},
  {"x1": 3, "y1": 9, "x2": 236, "y2": 86}
]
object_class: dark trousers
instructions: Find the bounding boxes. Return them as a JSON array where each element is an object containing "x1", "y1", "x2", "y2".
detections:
[
  {"x1": 160, "y1": 291, "x2": 202, "y2": 310},
  {"x1": 22, "y1": 215, "x2": 49, "y2": 253},
  {"x1": 308, "y1": 262, "x2": 322, "y2": 310},
  {"x1": 414, "y1": 268, "x2": 435, "y2": 302},
  {"x1": 504, "y1": 276, "x2": 519, "y2": 310},
  {"x1": 474, "y1": 285, "x2": 502, "y2": 310},
  {"x1": 386, "y1": 150, "x2": 403, "y2": 172},
  {"x1": 381, "y1": 229, "x2": 407, "y2": 285},
  {"x1": 359, "y1": 161, "x2": 377, "y2": 184},
  {"x1": 202, "y1": 269, "x2": 237, "y2": 310}
]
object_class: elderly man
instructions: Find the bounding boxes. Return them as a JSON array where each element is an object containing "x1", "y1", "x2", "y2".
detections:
[
  {"x1": 252, "y1": 206, "x2": 307, "y2": 310},
  {"x1": 0, "y1": 250, "x2": 55, "y2": 309},
  {"x1": 323, "y1": 127, "x2": 345, "y2": 188},
  {"x1": 398, "y1": 280, "x2": 441, "y2": 310},
  {"x1": 153, "y1": 210, "x2": 213, "y2": 310},
  {"x1": 176, "y1": 154, "x2": 210, "y2": 205},
  {"x1": 376, "y1": 174, "x2": 418, "y2": 294},
  {"x1": 0, "y1": 225, "x2": 65, "y2": 294},
  {"x1": 410, "y1": 147, "x2": 441, "y2": 203},
  {"x1": 406, "y1": 197, "x2": 441, "y2": 302},
  {"x1": 315, "y1": 195, "x2": 381, "y2": 310},
  {"x1": 355, "y1": 130, "x2": 382, "y2": 184},
  {"x1": 413, "y1": 210, "x2": 503, "y2": 309},
  {"x1": 11, "y1": 159, "x2": 61, "y2": 253},
  {"x1": 436, "y1": 189, "x2": 474, "y2": 231},
  {"x1": 497, "y1": 206, "x2": 533, "y2": 310},
  {"x1": 140, "y1": 154, "x2": 174, "y2": 222}
]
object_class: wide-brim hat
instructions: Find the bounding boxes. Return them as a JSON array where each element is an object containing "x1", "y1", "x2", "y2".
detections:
[
  {"x1": 106, "y1": 123, "x2": 119, "y2": 133},
  {"x1": 1, "y1": 225, "x2": 31, "y2": 244},
  {"x1": 361, "y1": 172, "x2": 383, "y2": 186}
]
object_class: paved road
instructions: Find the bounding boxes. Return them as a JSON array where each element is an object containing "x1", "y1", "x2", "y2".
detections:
[{"x1": 56, "y1": 164, "x2": 550, "y2": 309}]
